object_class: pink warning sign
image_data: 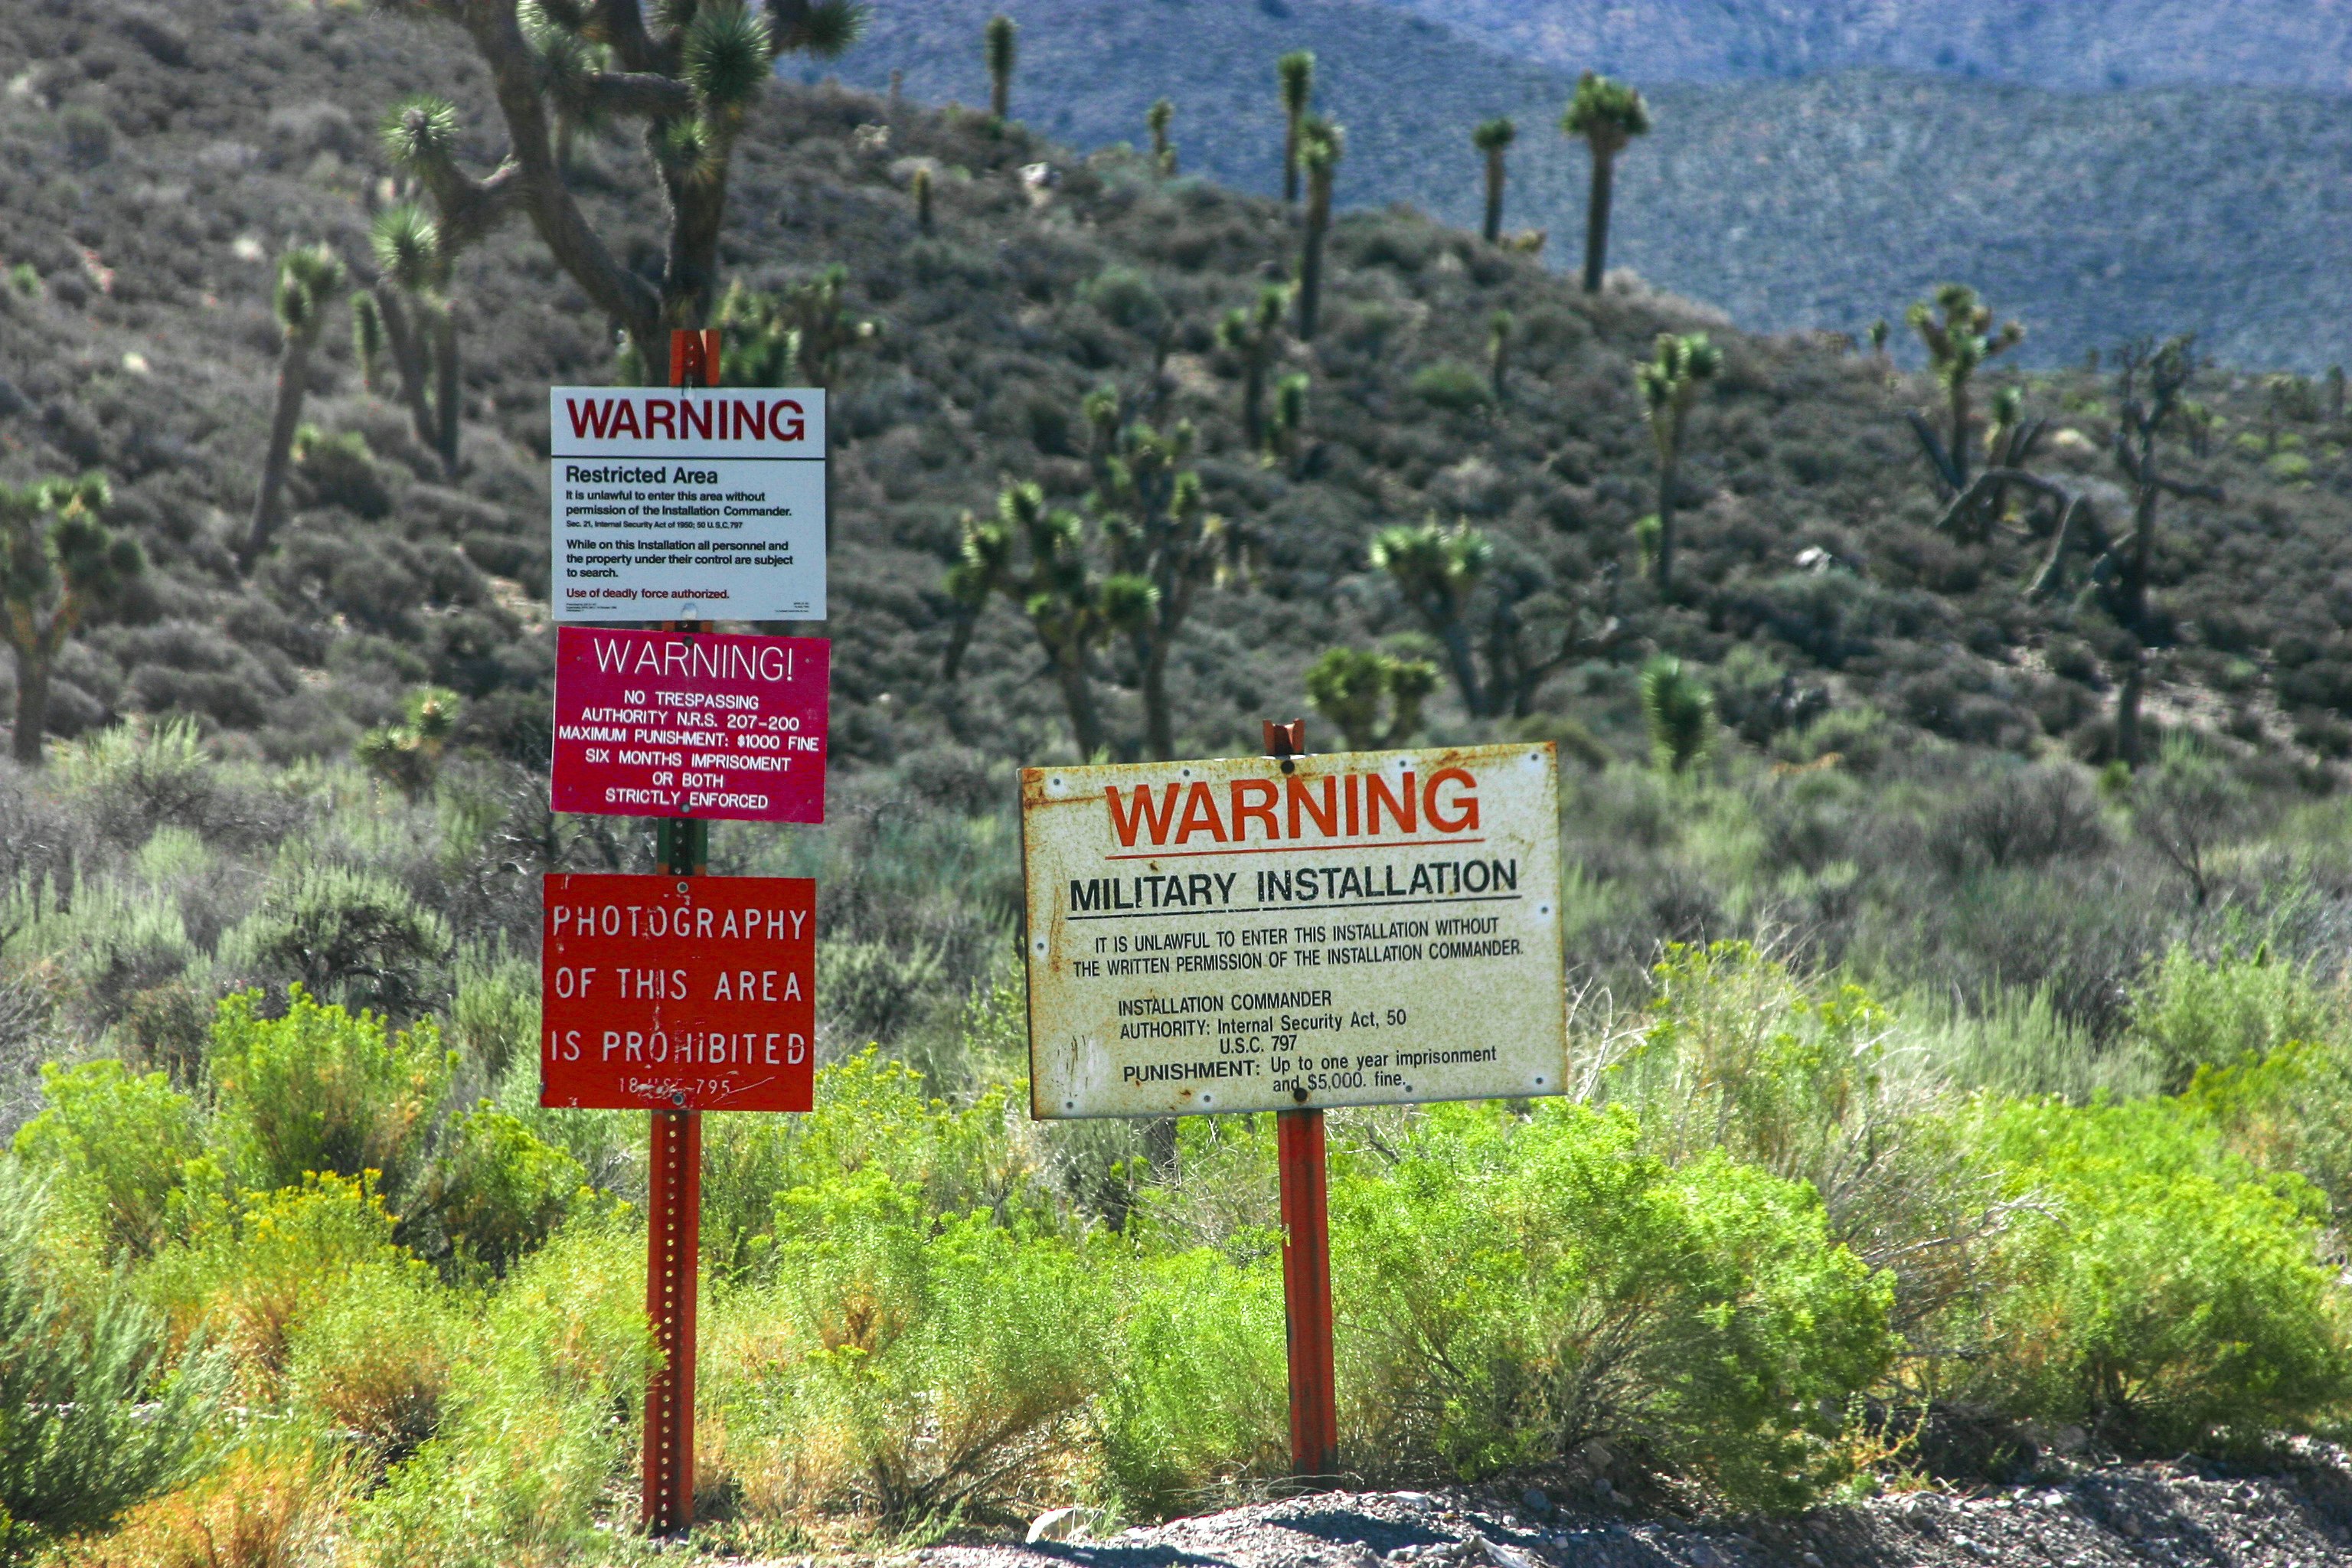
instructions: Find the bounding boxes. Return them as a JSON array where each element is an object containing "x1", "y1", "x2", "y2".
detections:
[{"x1": 551, "y1": 627, "x2": 828, "y2": 823}]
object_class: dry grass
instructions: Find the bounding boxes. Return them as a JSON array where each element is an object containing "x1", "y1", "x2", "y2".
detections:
[{"x1": 53, "y1": 1449, "x2": 346, "y2": 1568}]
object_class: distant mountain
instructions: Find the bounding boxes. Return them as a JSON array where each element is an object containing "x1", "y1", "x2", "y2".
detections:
[
  {"x1": 1363, "y1": 0, "x2": 2352, "y2": 92},
  {"x1": 828, "y1": 0, "x2": 2352, "y2": 370}
]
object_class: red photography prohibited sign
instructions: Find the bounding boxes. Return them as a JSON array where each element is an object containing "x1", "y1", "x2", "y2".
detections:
[
  {"x1": 541, "y1": 873, "x2": 817, "y2": 1112},
  {"x1": 551, "y1": 627, "x2": 828, "y2": 823}
]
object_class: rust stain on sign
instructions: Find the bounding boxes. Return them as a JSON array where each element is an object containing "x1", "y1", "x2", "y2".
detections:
[{"x1": 1021, "y1": 743, "x2": 1566, "y2": 1119}]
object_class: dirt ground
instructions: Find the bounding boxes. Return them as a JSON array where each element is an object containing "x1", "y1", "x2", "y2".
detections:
[{"x1": 910, "y1": 1454, "x2": 2352, "y2": 1568}]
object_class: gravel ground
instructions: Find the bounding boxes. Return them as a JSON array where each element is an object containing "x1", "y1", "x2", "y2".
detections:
[{"x1": 911, "y1": 1453, "x2": 2352, "y2": 1568}]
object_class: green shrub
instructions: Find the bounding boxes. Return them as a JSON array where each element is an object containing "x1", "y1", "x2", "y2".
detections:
[
  {"x1": 0, "y1": 1171, "x2": 225, "y2": 1563},
  {"x1": 2179, "y1": 1038, "x2": 2352, "y2": 1220},
  {"x1": 1081, "y1": 266, "x2": 1165, "y2": 335},
  {"x1": 1330, "y1": 1100, "x2": 1896, "y2": 1511},
  {"x1": 447, "y1": 944, "x2": 537, "y2": 1083},
  {"x1": 51, "y1": 719, "x2": 233, "y2": 849},
  {"x1": 348, "y1": 1215, "x2": 650, "y2": 1563},
  {"x1": 702, "y1": 1050, "x2": 1023, "y2": 1282},
  {"x1": 13, "y1": 1061, "x2": 201, "y2": 1258},
  {"x1": 419, "y1": 1105, "x2": 583, "y2": 1278},
  {"x1": 205, "y1": 988, "x2": 453, "y2": 1199},
  {"x1": 291, "y1": 426, "x2": 393, "y2": 518},
  {"x1": 285, "y1": 1264, "x2": 456, "y2": 1461},
  {"x1": 2129, "y1": 944, "x2": 2334, "y2": 1093},
  {"x1": 140, "y1": 1171, "x2": 426, "y2": 1374},
  {"x1": 1408, "y1": 361, "x2": 1491, "y2": 412},
  {"x1": 0, "y1": 880, "x2": 198, "y2": 1036},
  {"x1": 752, "y1": 1168, "x2": 1106, "y2": 1524},
  {"x1": 1091, "y1": 1246, "x2": 1287, "y2": 1515},
  {"x1": 815, "y1": 938, "x2": 946, "y2": 1050},
  {"x1": 1952, "y1": 1095, "x2": 2352, "y2": 1452},
  {"x1": 217, "y1": 867, "x2": 453, "y2": 1018}
]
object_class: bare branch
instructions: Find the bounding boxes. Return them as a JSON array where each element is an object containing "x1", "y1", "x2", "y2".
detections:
[{"x1": 462, "y1": 3, "x2": 661, "y2": 342}]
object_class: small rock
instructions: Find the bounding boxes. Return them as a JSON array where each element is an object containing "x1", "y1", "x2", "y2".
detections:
[
  {"x1": 1802, "y1": 1555, "x2": 1824, "y2": 1567},
  {"x1": 1028, "y1": 1506, "x2": 1092, "y2": 1544},
  {"x1": 1687, "y1": 1545, "x2": 1724, "y2": 1568},
  {"x1": 1475, "y1": 1535, "x2": 1542, "y2": 1568},
  {"x1": 1591, "y1": 1477, "x2": 1615, "y2": 1503},
  {"x1": 1520, "y1": 1488, "x2": 1550, "y2": 1517}
]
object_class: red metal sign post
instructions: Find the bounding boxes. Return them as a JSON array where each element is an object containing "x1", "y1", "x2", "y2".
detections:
[
  {"x1": 1263, "y1": 719, "x2": 1340, "y2": 1481},
  {"x1": 648, "y1": 328, "x2": 716, "y2": 1536}
]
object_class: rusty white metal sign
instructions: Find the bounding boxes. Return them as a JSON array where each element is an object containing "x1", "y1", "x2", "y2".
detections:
[
  {"x1": 548, "y1": 386, "x2": 826, "y2": 622},
  {"x1": 1021, "y1": 743, "x2": 1566, "y2": 1119}
]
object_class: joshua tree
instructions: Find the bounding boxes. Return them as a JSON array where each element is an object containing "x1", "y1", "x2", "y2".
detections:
[
  {"x1": 1481, "y1": 554, "x2": 1621, "y2": 720},
  {"x1": 1867, "y1": 318, "x2": 1890, "y2": 361},
  {"x1": 1944, "y1": 383, "x2": 2050, "y2": 544},
  {"x1": 1487, "y1": 309, "x2": 1514, "y2": 403},
  {"x1": 1371, "y1": 519, "x2": 1491, "y2": 717},
  {"x1": 1932, "y1": 335, "x2": 2220, "y2": 768},
  {"x1": 1216, "y1": 283, "x2": 1289, "y2": 449},
  {"x1": 1146, "y1": 97, "x2": 1176, "y2": 176},
  {"x1": 714, "y1": 267, "x2": 876, "y2": 388},
  {"x1": 2331, "y1": 364, "x2": 2347, "y2": 423},
  {"x1": 946, "y1": 413, "x2": 1245, "y2": 760},
  {"x1": 366, "y1": 198, "x2": 461, "y2": 474},
  {"x1": 241, "y1": 244, "x2": 346, "y2": 575},
  {"x1": 1268, "y1": 372, "x2": 1310, "y2": 472},
  {"x1": 1472, "y1": 116, "x2": 1515, "y2": 243},
  {"x1": 1277, "y1": 50, "x2": 1315, "y2": 204},
  {"x1": 911, "y1": 165, "x2": 934, "y2": 232},
  {"x1": 944, "y1": 482, "x2": 1131, "y2": 758},
  {"x1": 1295, "y1": 116, "x2": 1342, "y2": 340},
  {"x1": 358, "y1": 687, "x2": 463, "y2": 799},
  {"x1": 352, "y1": 292, "x2": 389, "y2": 394},
  {"x1": 1640, "y1": 655, "x2": 1714, "y2": 774},
  {"x1": 1305, "y1": 647, "x2": 1438, "y2": 750},
  {"x1": 1635, "y1": 332, "x2": 1722, "y2": 592},
  {"x1": 368, "y1": 0, "x2": 863, "y2": 364},
  {"x1": 985, "y1": 13, "x2": 1016, "y2": 121},
  {"x1": 1096, "y1": 417, "x2": 1252, "y2": 760},
  {"x1": 2, "y1": 476, "x2": 142, "y2": 766},
  {"x1": 1561, "y1": 71, "x2": 1648, "y2": 294},
  {"x1": 1905, "y1": 282, "x2": 2022, "y2": 497}
]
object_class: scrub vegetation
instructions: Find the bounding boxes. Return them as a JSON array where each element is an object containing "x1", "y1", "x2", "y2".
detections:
[
  {"x1": 0, "y1": 722, "x2": 2347, "y2": 1560},
  {"x1": 8, "y1": 0, "x2": 2352, "y2": 1561}
]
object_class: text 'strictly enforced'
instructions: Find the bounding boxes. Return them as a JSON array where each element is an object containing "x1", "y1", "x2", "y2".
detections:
[
  {"x1": 1021, "y1": 743, "x2": 1566, "y2": 1118},
  {"x1": 541, "y1": 873, "x2": 817, "y2": 1112},
  {"x1": 552, "y1": 627, "x2": 828, "y2": 822},
  {"x1": 549, "y1": 386, "x2": 827, "y2": 622}
]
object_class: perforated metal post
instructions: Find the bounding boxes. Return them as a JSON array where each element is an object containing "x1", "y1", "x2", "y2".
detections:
[
  {"x1": 641, "y1": 329, "x2": 718, "y2": 1537},
  {"x1": 642, "y1": 1097, "x2": 701, "y2": 1534},
  {"x1": 1264, "y1": 719, "x2": 1339, "y2": 1482}
]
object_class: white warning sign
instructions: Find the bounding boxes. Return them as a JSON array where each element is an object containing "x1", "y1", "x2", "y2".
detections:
[
  {"x1": 548, "y1": 386, "x2": 827, "y2": 622},
  {"x1": 1021, "y1": 743, "x2": 1566, "y2": 1119}
]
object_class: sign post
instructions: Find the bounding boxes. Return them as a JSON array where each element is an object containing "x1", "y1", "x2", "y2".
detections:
[
  {"x1": 1020, "y1": 726, "x2": 1566, "y2": 1481},
  {"x1": 541, "y1": 328, "x2": 834, "y2": 1537},
  {"x1": 1263, "y1": 720, "x2": 1339, "y2": 1481}
]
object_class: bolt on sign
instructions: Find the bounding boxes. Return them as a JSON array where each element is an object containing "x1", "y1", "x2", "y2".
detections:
[
  {"x1": 1021, "y1": 743, "x2": 1566, "y2": 1119},
  {"x1": 541, "y1": 873, "x2": 817, "y2": 1112},
  {"x1": 551, "y1": 627, "x2": 828, "y2": 822},
  {"x1": 549, "y1": 385, "x2": 827, "y2": 622}
]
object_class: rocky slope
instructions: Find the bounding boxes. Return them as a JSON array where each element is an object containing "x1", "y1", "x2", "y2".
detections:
[
  {"x1": 12, "y1": 0, "x2": 2352, "y2": 786},
  {"x1": 835, "y1": 2, "x2": 2352, "y2": 369},
  {"x1": 1365, "y1": 0, "x2": 2352, "y2": 93}
]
